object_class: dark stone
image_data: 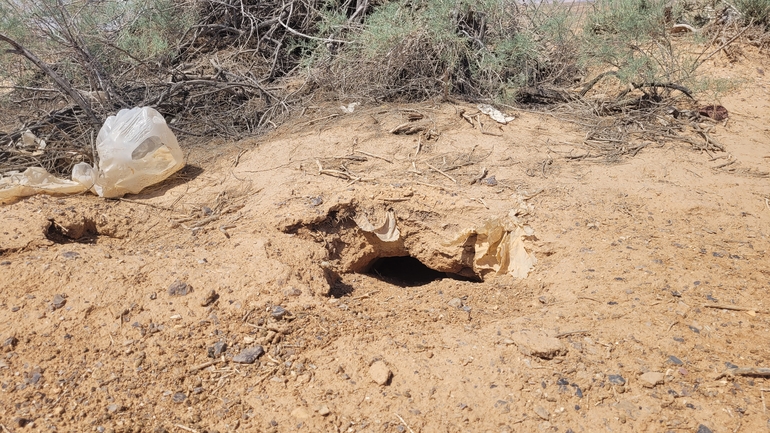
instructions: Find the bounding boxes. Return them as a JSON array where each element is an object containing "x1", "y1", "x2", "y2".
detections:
[
  {"x1": 3, "y1": 336, "x2": 18, "y2": 348},
  {"x1": 608, "y1": 374, "x2": 626, "y2": 385},
  {"x1": 61, "y1": 251, "x2": 80, "y2": 259},
  {"x1": 688, "y1": 326, "x2": 701, "y2": 334},
  {"x1": 233, "y1": 346, "x2": 264, "y2": 364},
  {"x1": 208, "y1": 341, "x2": 227, "y2": 358},
  {"x1": 668, "y1": 355, "x2": 683, "y2": 365},
  {"x1": 725, "y1": 361, "x2": 739, "y2": 369},
  {"x1": 172, "y1": 392, "x2": 186, "y2": 403},
  {"x1": 271, "y1": 306, "x2": 289, "y2": 320},
  {"x1": 167, "y1": 280, "x2": 193, "y2": 296},
  {"x1": 696, "y1": 424, "x2": 713, "y2": 433},
  {"x1": 52, "y1": 294, "x2": 66, "y2": 310},
  {"x1": 481, "y1": 176, "x2": 498, "y2": 186}
]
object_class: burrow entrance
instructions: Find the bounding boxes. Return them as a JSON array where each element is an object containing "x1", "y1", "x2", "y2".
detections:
[{"x1": 366, "y1": 256, "x2": 448, "y2": 287}]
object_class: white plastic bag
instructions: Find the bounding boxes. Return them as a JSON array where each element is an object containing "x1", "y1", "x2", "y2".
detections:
[{"x1": 73, "y1": 107, "x2": 184, "y2": 198}]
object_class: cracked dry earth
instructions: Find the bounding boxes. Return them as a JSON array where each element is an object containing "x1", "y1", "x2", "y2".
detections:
[{"x1": 2, "y1": 53, "x2": 770, "y2": 433}]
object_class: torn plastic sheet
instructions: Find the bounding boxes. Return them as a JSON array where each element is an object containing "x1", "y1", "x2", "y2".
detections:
[
  {"x1": 354, "y1": 210, "x2": 400, "y2": 242},
  {"x1": 0, "y1": 167, "x2": 88, "y2": 204},
  {"x1": 449, "y1": 217, "x2": 536, "y2": 278},
  {"x1": 478, "y1": 104, "x2": 515, "y2": 124}
]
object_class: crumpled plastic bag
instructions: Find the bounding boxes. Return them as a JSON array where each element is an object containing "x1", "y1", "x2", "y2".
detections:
[
  {"x1": 73, "y1": 107, "x2": 184, "y2": 198},
  {"x1": 478, "y1": 104, "x2": 515, "y2": 124},
  {"x1": 354, "y1": 210, "x2": 400, "y2": 242},
  {"x1": 0, "y1": 168, "x2": 88, "y2": 204},
  {"x1": 0, "y1": 107, "x2": 184, "y2": 205},
  {"x1": 449, "y1": 216, "x2": 536, "y2": 278}
]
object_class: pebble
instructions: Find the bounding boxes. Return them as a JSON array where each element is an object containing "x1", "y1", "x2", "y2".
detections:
[
  {"x1": 608, "y1": 375, "x2": 626, "y2": 385},
  {"x1": 317, "y1": 405, "x2": 331, "y2": 416},
  {"x1": 0, "y1": 260, "x2": 10, "y2": 265},
  {"x1": 200, "y1": 290, "x2": 218, "y2": 307},
  {"x1": 61, "y1": 251, "x2": 80, "y2": 259},
  {"x1": 534, "y1": 406, "x2": 550, "y2": 420},
  {"x1": 509, "y1": 330, "x2": 567, "y2": 359},
  {"x1": 291, "y1": 407, "x2": 311, "y2": 419},
  {"x1": 271, "y1": 306, "x2": 289, "y2": 320},
  {"x1": 447, "y1": 298, "x2": 464, "y2": 308},
  {"x1": 232, "y1": 346, "x2": 264, "y2": 364},
  {"x1": 172, "y1": 392, "x2": 186, "y2": 403},
  {"x1": 481, "y1": 176, "x2": 497, "y2": 186},
  {"x1": 667, "y1": 355, "x2": 683, "y2": 365},
  {"x1": 639, "y1": 371, "x2": 665, "y2": 388},
  {"x1": 53, "y1": 406, "x2": 64, "y2": 416},
  {"x1": 369, "y1": 360, "x2": 392, "y2": 385},
  {"x1": 167, "y1": 280, "x2": 193, "y2": 296},
  {"x1": 208, "y1": 341, "x2": 227, "y2": 358},
  {"x1": 106, "y1": 404, "x2": 122, "y2": 413},
  {"x1": 52, "y1": 294, "x2": 67, "y2": 310},
  {"x1": 696, "y1": 425, "x2": 713, "y2": 433},
  {"x1": 3, "y1": 336, "x2": 18, "y2": 349}
]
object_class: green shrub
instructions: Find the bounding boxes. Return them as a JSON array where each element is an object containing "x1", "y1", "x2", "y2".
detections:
[{"x1": 734, "y1": 0, "x2": 770, "y2": 27}]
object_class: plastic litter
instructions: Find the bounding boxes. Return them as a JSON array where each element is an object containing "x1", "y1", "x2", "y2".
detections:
[
  {"x1": 354, "y1": 210, "x2": 400, "y2": 242},
  {"x1": 449, "y1": 216, "x2": 536, "y2": 278},
  {"x1": 0, "y1": 107, "x2": 184, "y2": 204},
  {"x1": 72, "y1": 107, "x2": 184, "y2": 198},
  {"x1": 478, "y1": 104, "x2": 515, "y2": 124},
  {"x1": 0, "y1": 168, "x2": 89, "y2": 204}
]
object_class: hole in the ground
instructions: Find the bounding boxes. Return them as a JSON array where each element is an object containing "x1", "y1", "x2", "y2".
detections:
[
  {"x1": 45, "y1": 219, "x2": 98, "y2": 244},
  {"x1": 368, "y1": 256, "x2": 447, "y2": 287}
]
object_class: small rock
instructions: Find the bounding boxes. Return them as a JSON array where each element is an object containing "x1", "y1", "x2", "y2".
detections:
[
  {"x1": 291, "y1": 407, "x2": 311, "y2": 419},
  {"x1": 447, "y1": 298, "x2": 464, "y2": 308},
  {"x1": 53, "y1": 406, "x2": 64, "y2": 416},
  {"x1": 271, "y1": 305, "x2": 289, "y2": 320},
  {"x1": 534, "y1": 406, "x2": 550, "y2": 420},
  {"x1": 52, "y1": 294, "x2": 66, "y2": 310},
  {"x1": 149, "y1": 292, "x2": 157, "y2": 300},
  {"x1": 369, "y1": 360, "x2": 392, "y2": 385},
  {"x1": 509, "y1": 330, "x2": 567, "y2": 359},
  {"x1": 172, "y1": 392, "x2": 186, "y2": 403},
  {"x1": 3, "y1": 336, "x2": 18, "y2": 349},
  {"x1": 317, "y1": 405, "x2": 331, "y2": 416},
  {"x1": 15, "y1": 418, "x2": 31, "y2": 428},
  {"x1": 608, "y1": 374, "x2": 626, "y2": 385},
  {"x1": 232, "y1": 346, "x2": 264, "y2": 364},
  {"x1": 639, "y1": 372, "x2": 665, "y2": 388},
  {"x1": 200, "y1": 289, "x2": 218, "y2": 307},
  {"x1": 696, "y1": 425, "x2": 713, "y2": 433},
  {"x1": 309, "y1": 196, "x2": 323, "y2": 207},
  {"x1": 106, "y1": 404, "x2": 122, "y2": 413},
  {"x1": 667, "y1": 355, "x2": 683, "y2": 365},
  {"x1": 167, "y1": 280, "x2": 193, "y2": 296},
  {"x1": 61, "y1": 251, "x2": 80, "y2": 260},
  {"x1": 209, "y1": 341, "x2": 227, "y2": 358},
  {"x1": 0, "y1": 260, "x2": 10, "y2": 265},
  {"x1": 481, "y1": 176, "x2": 498, "y2": 186}
]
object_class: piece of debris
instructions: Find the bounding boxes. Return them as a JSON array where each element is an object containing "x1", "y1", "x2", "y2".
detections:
[
  {"x1": 232, "y1": 346, "x2": 264, "y2": 364},
  {"x1": 354, "y1": 210, "x2": 400, "y2": 242},
  {"x1": 639, "y1": 371, "x2": 665, "y2": 388},
  {"x1": 698, "y1": 105, "x2": 728, "y2": 121},
  {"x1": 167, "y1": 280, "x2": 193, "y2": 297},
  {"x1": 369, "y1": 360, "x2": 392, "y2": 385},
  {"x1": 478, "y1": 104, "x2": 515, "y2": 124},
  {"x1": 509, "y1": 330, "x2": 567, "y2": 359}
]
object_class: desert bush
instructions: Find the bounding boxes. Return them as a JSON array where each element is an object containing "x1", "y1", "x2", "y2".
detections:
[
  {"x1": 580, "y1": 0, "x2": 701, "y2": 98},
  {"x1": 313, "y1": 0, "x2": 581, "y2": 102},
  {"x1": 734, "y1": 0, "x2": 770, "y2": 27}
]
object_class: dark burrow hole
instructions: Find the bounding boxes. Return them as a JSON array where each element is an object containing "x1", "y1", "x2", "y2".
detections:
[
  {"x1": 45, "y1": 220, "x2": 97, "y2": 244},
  {"x1": 367, "y1": 256, "x2": 450, "y2": 287}
]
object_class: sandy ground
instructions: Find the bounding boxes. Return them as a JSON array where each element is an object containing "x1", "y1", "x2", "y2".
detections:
[{"x1": 1, "y1": 49, "x2": 770, "y2": 433}]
